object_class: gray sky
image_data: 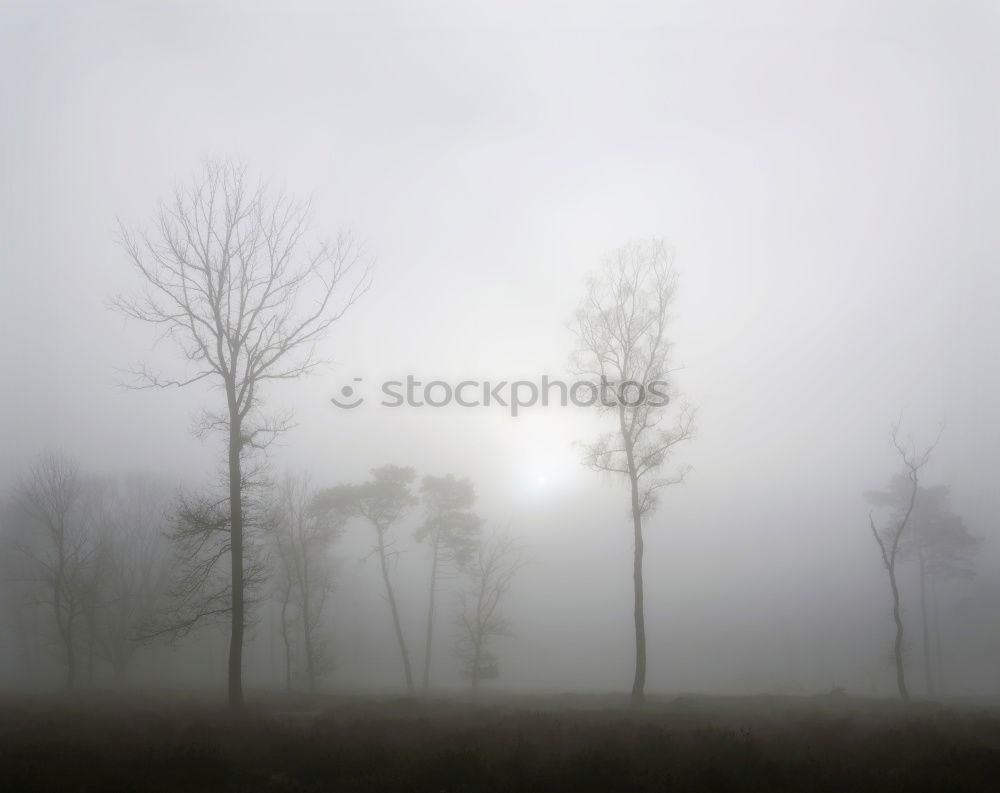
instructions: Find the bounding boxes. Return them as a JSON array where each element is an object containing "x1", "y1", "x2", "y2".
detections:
[{"x1": 2, "y1": 0, "x2": 999, "y2": 694}]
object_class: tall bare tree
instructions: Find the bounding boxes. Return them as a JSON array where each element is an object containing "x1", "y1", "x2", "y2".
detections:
[
  {"x1": 267, "y1": 472, "x2": 343, "y2": 693},
  {"x1": 866, "y1": 420, "x2": 943, "y2": 701},
  {"x1": 12, "y1": 452, "x2": 91, "y2": 689},
  {"x1": 456, "y1": 528, "x2": 524, "y2": 690},
  {"x1": 314, "y1": 465, "x2": 418, "y2": 693},
  {"x1": 416, "y1": 475, "x2": 482, "y2": 692},
  {"x1": 114, "y1": 160, "x2": 369, "y2": 707},
  {"x1": 573, "y1": 239, "x2": 695, "y2": 705}
]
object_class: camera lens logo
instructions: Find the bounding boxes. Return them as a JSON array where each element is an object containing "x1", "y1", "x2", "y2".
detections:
[{"x1": 330, "y1": 378, "x2": 364, "y2": 409}]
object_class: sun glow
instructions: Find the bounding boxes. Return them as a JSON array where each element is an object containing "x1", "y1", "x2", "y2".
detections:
[{"x1": 504, "y1": 413, "x2": 588, "y2": 500}]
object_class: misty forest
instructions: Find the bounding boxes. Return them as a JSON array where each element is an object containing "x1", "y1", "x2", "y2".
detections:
[{"x1": 2, "y1": 3, "x2": 1000, "y2": 792}]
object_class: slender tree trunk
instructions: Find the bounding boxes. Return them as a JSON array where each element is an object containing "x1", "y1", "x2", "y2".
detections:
[
  {"x1": 301, "y1": 564, "x2": 315, "y2": 694},
  {"x1": 887, "y1": 562, "x2": 909, "y2": 701},
  {"x1": 227, "y1": 406, "x2": 245, "y2": 710},
  {"x1": 377, "y1": 527, "x2": 414, "y2": 693},
  {"x1": 931, "y1": 577, "x2": 945, "y2": 697},
  {"x1": 884, "y1": 474, "x2": 921, "y2": 703},
  {"x1": 872, "y1": 472, "x2": 920, "y2": 703},
  {"x1": 86, "y1": 617, "x2": 95, "y2": 687},
  {"x1": 471, "y1": 638, "x2": 482, "y2": 692},
  {"x1": 60, "y1": 596, "x2": 78, "y2": 691},
  {"x1": 55, "y1": 602, "x2": 78, "y2": 691},
  {"x1": 54, "y1": 536, "x2": 77, "y2": 691},
  {"x1": 422, "y1": 531, "x2": 441, "y2": 693},
  {"x1": 916, "y1": 542, "x2": 935, "y2": 698},
  {"x1": 65, "y1": 614, "x2": 76, "y2": 691},
  {"x1": 268, "y1": 598, "x2": 276, "y2": 687},
  {"x1": 629, "y1": 476, "x2": 646, "y2": 705},
  {"x1": 619, "y1": 405, "x2": 646, "y2": 706},
  {"x1": 470, "y1": 574, "x2": 486, "y2": 692},
  {"x1": 280, "y1": 588, "x2": 293, "y2": 692}
]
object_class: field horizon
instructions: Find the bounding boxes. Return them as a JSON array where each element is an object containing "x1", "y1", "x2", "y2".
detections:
[{"x1": 3, "y1": 690, "x2": 1000, "y2": 791}]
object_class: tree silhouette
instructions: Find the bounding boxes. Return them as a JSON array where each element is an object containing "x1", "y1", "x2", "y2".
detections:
[
  {"x1": 114, "y1": 160, "x2": 369, "y2": 707},
  {"x1": 572, "y1": 239, "x2": 695, "y2": 704},
  {"x1": 314, "y1": 465, "x2": 417, "y2": 693}
]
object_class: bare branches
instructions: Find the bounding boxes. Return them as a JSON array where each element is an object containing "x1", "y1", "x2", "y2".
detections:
[
  {"x1": 890, "y1": 418, "x2": 945, "y2": 482},
  {"x1": 265, "y1": 472, "x2": 343, "y2": 691},
  {"x1": 866, "y1": 417, "x2": 945, "y2": 701},
  {"x1": 114, "y1": 160, "x2": 369, "y2": 706},
  {"x1": 574, "y1": 240, "x2": 695, "y2": 511},
  {"x1": 139, "y1": 484, "x2": 268, "y2": 642},
  {"x1": 11, "y1": 451, "x2": 91, "y2": 687},
  {"x1": 873, "y1": 421, "x2": 942, "y2": 559},
  {"x1": 456, "y1": 527, "x2": 526, "y2": 688},
  {"x1": 573, "y1": 240, "x2": 676, "y2": 395},
  {"x1": 113, "y1": 159, "x2": 371, "y2": 427},
  {"x1": 572, "y1": 239, "x2": 694, "y2": 705}
]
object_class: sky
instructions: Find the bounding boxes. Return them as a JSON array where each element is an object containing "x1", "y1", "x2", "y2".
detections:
[{"x1": 1, "y1": 0, "x2": 999, "y2": 695}]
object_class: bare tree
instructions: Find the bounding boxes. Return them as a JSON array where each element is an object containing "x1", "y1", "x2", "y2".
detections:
[
  {"x1": 456, "y1": 528, "x2": 524, "y2": 691},
  {"x1": 866, "y1": 420, "x2": 943, "y2": 701},
  {"x1": 275, "y1": 566, "x2": 296, "y2": 692},
  {"x1": 114, "y1": 159, "x2": 369, "y2": 707},
  {"x1": 0, "y1": 499, "x2": 47, "y2": 685},
  {"x1": 76, "y1": 483, "x2": 108, "y2": 687},
  {"x1": 93, "y1": 475, "x2": 172, "y2": 685},
  {"x1": 416, "y1": 475, "x2": 482, "y2": 692},
  {"x1": 143, "y1": 465, "x2": 270, "y2": 651},
  {"x1": 314, "y1": 465, "x2": 417, "y2": 693},
  {"x1": 572, "y1": 239, "x2": 695, "y2": 705},
  {"x1": 888, "y1": 483, "x2": 980, "y2": 698},
  {"x1": 12, "y1": 452, "x2": 91, "y2": 689},
  {"x1": 267, "y1": 472, "x2": 343, "y2": 693}
]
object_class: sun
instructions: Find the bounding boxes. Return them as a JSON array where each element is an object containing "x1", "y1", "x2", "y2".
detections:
[
  {"x1": 481, "y1": 407, "x2": 591, "y2": 502},
  {"x1": 522, "y1": 467, "x2": 553, "y2": 495},
  {"x1": 512, "y1": 416, "x2": 585, "y2": 498}
]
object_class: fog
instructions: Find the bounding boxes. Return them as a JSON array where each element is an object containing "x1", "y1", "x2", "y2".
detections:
[{"x1": 2, "y1": 0, "x2": 999, "y2": 707}]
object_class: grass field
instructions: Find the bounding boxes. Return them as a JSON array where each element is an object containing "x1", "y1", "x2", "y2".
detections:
[{"x1": 2, "y1": 692, "x2": 999, "y2": 791}]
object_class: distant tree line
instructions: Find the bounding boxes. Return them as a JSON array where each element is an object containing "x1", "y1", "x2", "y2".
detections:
[{"x1": 0, "y1": 451, "x2": 525, "y2": 697}]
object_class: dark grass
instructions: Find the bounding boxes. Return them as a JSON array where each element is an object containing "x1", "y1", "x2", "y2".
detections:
[{"x1": 2, "y1": 692, "x2": 1000, "y2": 792}]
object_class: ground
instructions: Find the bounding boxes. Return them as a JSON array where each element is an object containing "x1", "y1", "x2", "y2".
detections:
[{"x1": 2, "y1": 692, "x2": 999, "y2": 791}]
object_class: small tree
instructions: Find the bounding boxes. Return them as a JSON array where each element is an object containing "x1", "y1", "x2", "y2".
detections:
[
  {"x1": 417, "y1": 475, "x2": 482, "y2": 692},
  {"x1": 267, "y1": 472, "x2": 343, "y2": 693},
  {"x1": 866, "y1": 420, "x2": 943, "y2": 701},
  {"x1": 898, "y1": 484, "x2": 980, "y2": 697},
  {"x1": 572, "y1": 239, "x2": 695, "y2": 705},
  {"x1": 12, "y1": 452, "x2": 91, "y2": 689},
  {"x1": 457, "y1": 528, "x2": 524, "y2": 690},
  {"x1": 93, "y1": 474, "x2": 172, "y2": 685},
  {"x1": 314, "y1": 465, "x2": 417, "y2": 693},
  {"x1": 0, "y1": 499, "x2": 47, "y2": 685},
  {"x1": 115, "y1": 160, "x2": 369, "y2": 707}
]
